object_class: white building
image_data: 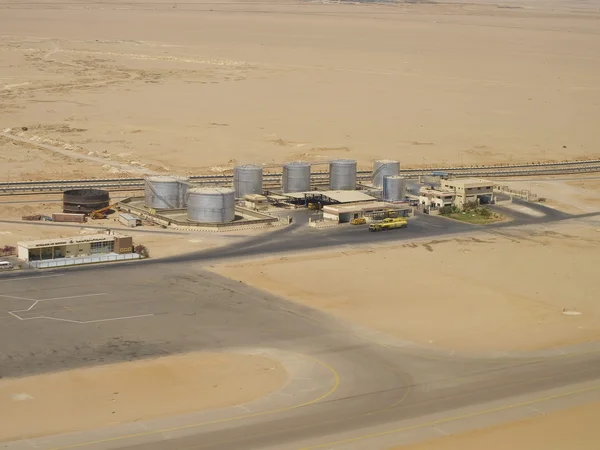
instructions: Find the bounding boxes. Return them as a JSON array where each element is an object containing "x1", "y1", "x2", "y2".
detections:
[
  {"x1": 440, "y1": 178, "x2": 495, "y2": 207},
  {"x1": 17, "y1": 233, "x2": 133, "y2": 262},
  {"x1": 418, "y1": 187, "x2": 456, "y2": 208}
]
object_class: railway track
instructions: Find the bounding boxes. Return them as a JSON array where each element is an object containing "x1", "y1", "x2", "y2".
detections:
[{"x1": 1, "y1": 162, "x2": 600, "y2": 194}]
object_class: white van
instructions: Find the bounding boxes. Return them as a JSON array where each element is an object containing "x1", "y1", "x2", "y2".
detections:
[{"x1": 0, "y1": 261, "x2": 14, "y2": 270}]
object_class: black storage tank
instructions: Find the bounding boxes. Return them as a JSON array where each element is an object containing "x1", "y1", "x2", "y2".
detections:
[{"x1": 63, "y1": 189, "x2": 110, "y2": 214}]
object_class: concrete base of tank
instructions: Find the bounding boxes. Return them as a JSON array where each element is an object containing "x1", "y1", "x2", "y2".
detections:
[{"x1": 118, "y1": 197, "x2": 279, "y2": 230}]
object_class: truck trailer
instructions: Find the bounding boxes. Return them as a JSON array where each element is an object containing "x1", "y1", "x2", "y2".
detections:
[{"x1": 368, "y1": 217, "x2": 407, "y2": 232}]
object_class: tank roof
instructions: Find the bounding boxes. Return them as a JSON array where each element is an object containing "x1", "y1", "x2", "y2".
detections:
[
  {"x1": 330, "y1": 159, "x2": 357, "y2": 164},
  {"x1": 63, "y1": 188, "x2": 108, "y2": 195},
  {"x1": 145, "y1": 175, "x2": 189, "y2": 182},
  {"x1": 188, "y1": 187, "x2": 235, "y2": 195},
  {"x1": 235, "y1": 164, "x2": 262, "y2": 170}
]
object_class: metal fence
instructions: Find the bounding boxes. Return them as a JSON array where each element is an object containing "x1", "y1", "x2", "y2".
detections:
[{"x1": 29, "y1": 252, "x2": 141, "y2": 269}]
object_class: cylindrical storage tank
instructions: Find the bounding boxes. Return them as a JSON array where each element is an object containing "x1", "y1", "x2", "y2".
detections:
[
  {"x1": 282, "y1": 162, "x2": 311, "y2": 193},
  {"x1": 187, "y1": 187, "x2": 235, "y2": 223},
  {"x1": 329, "y1": 159, "x2": 357, "y2": 190},
  {"x1": 144, "y1": 176, "x2": 187, "y2": 209},
  {"x1": 382, "y1": 175, "x2": 407, "y2": 202},
  {"x1": 233, "y1": 165, "x2": 263, "y2": 198},
  {"x1": 372, "y1": 160, "x2": 400, "y2": 188},
  {"x1": 178, "y1": 180, "x2": 189, "y2": 208},
  {"x1": 63, "y1": 189, "x2": 110, "y2": 214}
]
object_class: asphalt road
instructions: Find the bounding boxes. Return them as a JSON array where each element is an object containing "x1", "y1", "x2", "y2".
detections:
[
  {"x1": 155, "y1": 198, "x2": 590, "y2": 265},
  {"x1": 2, "y1": 201, "x2": 600, "y2": 449}
]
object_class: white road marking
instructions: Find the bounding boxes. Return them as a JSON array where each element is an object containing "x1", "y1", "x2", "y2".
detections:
[
  {"x1": 0, "y1": 294, "x2": 37, "y2": 301},
  {"x1": 8, "y1": 300, "x2": 39, "y2": 320},
  {"x1": 14, "y1": 314, "x2": 154, "y2": 324},
  {"x1": 39, "y1": 293, "x2": 107, "y2": 302},
  {"x1": 6, "y1": 292, "x2": 153, "y2": 324},
  {"x1": 1, "y1": 292, "x2": 105, "y2": 302}
]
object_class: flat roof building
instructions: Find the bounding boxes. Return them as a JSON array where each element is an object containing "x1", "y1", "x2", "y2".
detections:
[
  {"x1": 418, "y1": 187, "x2": 455, "y2": 208},
  {"x1": 119, "y1": 213, "x2": 140, "y2": 228},
  {"x1": 17, "y1": 233, "x2": 133, "y2": 262},
  {"x1": 244, "y1": 194, "x2": 269, "y2": 211},
  {"x1": 323, "y1": 201, "x2": 412, "y2": 223},
  {"x1": 440, "y1": 178, "x2": 494, "y2": 207}
]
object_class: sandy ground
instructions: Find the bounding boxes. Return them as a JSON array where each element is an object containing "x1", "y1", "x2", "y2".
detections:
[
  {"x1": 498, "y1": 176, "x2": 600, "y2": 214},
  {"x1": 213, "y1": 221, "x2": 600, "y2": 352},
  {"x1": 0, "y1": 352, "x2": 286, "y2": 442},
  {"x1": 394, "y1": 401, "x2": 600, "y2": 450},
  {"x1": 1, "y1": 0, "x2": 600, "y2": 180}
]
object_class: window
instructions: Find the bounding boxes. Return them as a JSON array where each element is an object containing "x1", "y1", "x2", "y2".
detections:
[{"x1": 90, "y1": 241, "x2": 114, "y2": 254}]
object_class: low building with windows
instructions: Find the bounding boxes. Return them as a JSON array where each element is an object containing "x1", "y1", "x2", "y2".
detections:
[
  {"x1": 322, "y1": 201, "x2": 412, "y2": 223},
  {"x1": 17, "y1": 233, "x2": 134, "y2": 262},
  {"x1": 439, "y1": 178, "x2": 495, "y2": 207},
  {"x1": 418, "y1": 187, "x2": 456, "y2": 208}
]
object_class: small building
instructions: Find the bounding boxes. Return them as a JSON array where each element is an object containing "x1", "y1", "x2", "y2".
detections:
[
  {"x1": 51, "y1": 213, "x2": 86, "y2": 223},
  {"x1": 418, "y1": 187, "x2": 455, "y2": 208},
  {"x1": 244, "y1": 194, "x2": 269, "y2": 211},
  {"x1": 322, "y1": 201, "x2": 412, "y2": 224},
  {"x1": 440, "y1": 178, "x2": 495, "y2": 207},
  {"x1": 17, "y1": 233, "x2": 133, "y2": 262},
  {"x1": 119, "y1": 213, "x2": 141, "y2": 228}
]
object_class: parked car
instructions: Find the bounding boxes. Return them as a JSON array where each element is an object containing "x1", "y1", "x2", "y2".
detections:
[{"x1": 0, "y1": 261, "x2": 14, "y2": 270}]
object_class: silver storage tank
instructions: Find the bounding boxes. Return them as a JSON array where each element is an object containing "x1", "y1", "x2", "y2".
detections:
[
  {"x1": 382, "y1": 175, "x2": 407, "y2": 202},
  {"x1": 233, "y1": 165, "x2": 263, "y2": 198},
  {"x1": 329, "y1": 159, "x2": 357, "y2": 190},
  {"x1": 145, "y1": 175, "x2": 188, "y2": 209},
  {"x1": 178, "y1": 180, "x2": 189, "y2": 208},
  {"x1": 372, "y1": 160, "x2": 400, "y2": 188},
  {"x1": 187, "y1": 187, "x2": 235, "y2": 223},
  {"x1": 282, "y1": 162, "x2": 311, "y2": 193}
]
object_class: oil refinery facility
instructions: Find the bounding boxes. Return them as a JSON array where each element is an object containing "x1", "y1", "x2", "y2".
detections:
[
  {"x1": 19, "y1": 157, "x2": 498, "y2": 234},
  {"x1": 8, "y1": 157, "x2": 499, "y2": 268},
  {"x1": 114, "y1": 158, "x2": 418, "y2": 229}
]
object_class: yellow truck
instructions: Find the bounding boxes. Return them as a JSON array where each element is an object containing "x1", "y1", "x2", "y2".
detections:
[
  {"x1": 368, "y1": 217, "x2": 407, "y2": 232},
  {"x1": 350, "y1": 217, "x2": 367, "y2": 225}
]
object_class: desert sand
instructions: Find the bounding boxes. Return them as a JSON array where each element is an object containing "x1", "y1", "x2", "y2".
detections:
[
  {"x1": 393, "y1": 400, "x2": 600, "y2": 450},
  {"x1": 498, "y1": 176, "x2": 600, "y2": 214},
  {"x1": 0, "y1": 352, "x2": 287, "y2": 442},
  {"x1": 213, "y1": 220, "x2": 600, "y2": 352},
  {"x1": 1, "y1": 0, "x2": 600, "y2": 180}
]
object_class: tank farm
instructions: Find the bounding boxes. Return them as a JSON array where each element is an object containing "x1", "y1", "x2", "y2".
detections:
[{"x1": 114, "y1": 159, "x2": 407, "y2": 229}]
